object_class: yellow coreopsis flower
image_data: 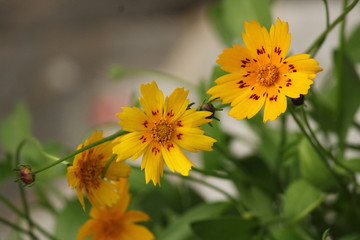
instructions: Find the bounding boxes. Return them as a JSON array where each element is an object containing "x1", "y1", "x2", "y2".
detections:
[
  {"x1": 207, "y1": 18, "x2": 323, "y2": 122},
  {"x1": 77, "y1": 179, "x2": 154, "y2": 240},
  {"x1": 113, "y1": 81, "x2": 217, "y2": 185},
  {"x1": 67, "y1": 131, "x2": 130, "y2": 210}
]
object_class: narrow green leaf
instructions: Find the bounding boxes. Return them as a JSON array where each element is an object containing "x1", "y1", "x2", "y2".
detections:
[
  {"x1": 346, "y1": 23, "x2": 360, "y2": 62},
  {"x1": 0, "y1": 102, "x2": 31, "y2": 154},
  {"x1": 334, "y1": 51, "x2": 360, "y2": 150},
  {"x1": 192, "y1": 217, "x2": 258, "y2": 240},
  {"x1": 157, "y1": 202, "x2": 228, "y2": 240},
  {"x1": 299, "y1": 138, "x2": 337, "y2": 192},
  {"x1": 342, "y1": 158, "x2": 360, "y2": 172},
  {"x1": 283, "y1": 180, "x2": 324, "y2": 221}
]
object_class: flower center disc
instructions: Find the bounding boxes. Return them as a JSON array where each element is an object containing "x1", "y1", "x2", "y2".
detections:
[
  {"x1": 256, "y1": 64, "x2": 279, "y2": 86},
  {"x1": 152, "y1": 120, "x2": 174, "y2": 143},
  {"x1": 78, "y1": 160, "x2": 102, "y2": 190}
]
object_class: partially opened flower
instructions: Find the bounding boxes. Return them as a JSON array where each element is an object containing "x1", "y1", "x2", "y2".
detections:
[
  {"x1": 113, "y1": 81, "x2": 217, "y2": 185},
  {"x1": 77, "y1": 179, "x2": 154, "y2": 240},
  {"x1": 67, "y1": 131, "x2": 130, "y2": 210},
  {"x1": 207, "y1": 18, "x2": 323, "y2": 122}
]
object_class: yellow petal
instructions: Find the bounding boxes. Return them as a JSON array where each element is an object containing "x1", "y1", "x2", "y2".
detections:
[
  {"x1": 228, "y1": 85, "x2": 267, "y2": 120},
  {"x1": 207, "y1": 73, "x2": 257, "y2": 104},
  {"x1": 76, "y1": 188, "x2": 86, "y2": 211},
  {"x1": 161, "y1": 143, "x2": 194, "y2": 176},
  {"x1": 117, "y1": 106, "x2": 150, "y2": 132},
  {"x1": 139, "y1": 81, "x2": 164, "y2": 120},
  {"x1": 217, "y1": 45, "x2": 258, "y2": 73},
  {"x1": 113, "y1": 132, "x2": 151, "y2": 161},
  {"x1": 176, "y1": 110, "x2": 212, "y2": 128},
  {"x1": 279, "y1": 54, "x2": 323, "y2": 74},
  {"x1": 270, "y1": 18, "x2": 291, "y2": 64},
  {"x1": 164, "y1": 87, "x2": 190, "y2": 121},
  {"x1": 87, "y1": 180, "x2": 119, "y2": 208},
  {"x1": 276, "y1": 72, "x2": 314, "y2": 98},
  {"x1": 66, "y1": 166, "x2": 78, "y2": 189},
  {"x1": 120, "y1": 224, "x2": 155, "y2": 240},
  {"x1": 77, "y1": 219, "x2": 96, "y2": 240},
  {"x1": 123, "y1": 211, "x2": 150, "y2": 223},
  {"x1": 141, "y1": 143, "x2": 164, "y2": 185},
  {"x1": 104, "y1": 161, "x2": 131, "y2": 181},
  {"x1": 263, "y1": 86, "x2": 287, "y2": 122},
  {"x1": 242, "y1": 20, "x2": 272, "y2": 64},
  {"x1": 172, "y1": 127, "x2": 216, "y2": 152}
]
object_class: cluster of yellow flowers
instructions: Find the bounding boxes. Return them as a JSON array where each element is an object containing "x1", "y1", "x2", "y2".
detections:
[{"x1": 66, "y1": 18, "x2": 322, "y2": 240}]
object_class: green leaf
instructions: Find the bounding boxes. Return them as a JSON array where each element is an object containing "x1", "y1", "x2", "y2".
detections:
[
  {"x1": 340, "y1": 234, "x2": 360, "y2": 240},
  {"x1": 0, "y1": 154, "x2": 14, "y2": 186},
  {"x1": 270, "y1": 225, "x2": 315, "y2": 240},
  {"x1": 334, "y1": 51, "x2": 360, "y2": 150},
  {"x1": 342, "y1": 158, "x2": 360, "y2": 172},
  {"x1": 299, "y1": 138, "x2": 337, "y2": 192},
  {"x1": 156, "y1": 202, "x2": 228, "y2": 240},
  {"x1": 54, "y1": 199, "x2": 89, "y2": 240},
  {"x1": 192, "y1": 217, "x2": 258, "y2": 240},
  {"x1": 208, "y1": 0, "x2": 272, "y2": 46},
  {"x1": 282, "y1": 180, "x2": 324, "y2": 222},
  {"x1": 0, "y1": 102, "x2": 31, "y2": 154},
  {"x1": 346, "y1": 23, "x2": 360, "y2": 62}
]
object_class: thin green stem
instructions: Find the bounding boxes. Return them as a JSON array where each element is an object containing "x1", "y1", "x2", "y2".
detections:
[
  {"x1": 164, "y1": 169, "x2": 238, "y2": 204},
  {"x1": 192, "y1": 167, "x2": 229, "y2": 179},
  {"x1": 289, "y1": 107, "x2": 344, "y2": 189},
  {"x1": 0, "y1": 216, "x2": 34, "y2": 236},
  {"x1": 33, "y1": 130, "x2": 125, "y2": 175},
  {"x1": 0, "y1": 195, "x2": 58, "y2": 239},
  {"x1": 102, "y1": 154, "x2": 117, "y2": 177},
  {"x1": 15, "y1": 140, "x2": 36, "y2": 240},
  {"x1": 276, "y1": 115, "x2": 287, "y2": 170},
  {"x1": 322, "y1": 0, "x2": 330, "y2": 28},
  {"x1": 213, "y1": 143, "x2": 238, "y2": 163},
  {"x1": 306, "y1": 0, "x2": 359, "y2": 56}
]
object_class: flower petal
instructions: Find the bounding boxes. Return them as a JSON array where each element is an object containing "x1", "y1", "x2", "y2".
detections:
[
  {"x1": 276, "y1": 72, "x2": 314, "y2": 98},
  {"x1": 161, "y1": 143, "x2": 194, "y2": 176},
  {"x1": 139, "y1": 81, "x2": 164, "y2": 120},
  {"x1": 141, "y1": 143, "x2": 164, "y2": 185},
  {"x1": 104, "y1": 161, "x2": 131, "y2": 181},
  {"x1": 117, "y1": 106, "x2": 150, "y2": 132},
  {"x1": 119, "y1": 224, "x2": 155, "y2": 240},
  {"x1": 263, "y1": 86, "x2": 287, "y2": 122},
  {"x1": 164, "y1": 87, "x2": 190, "y2": 121},
  {"x1": 242, "y1": 20, "x2": 272, "y2": 64},
  {"x1": 113, "y1": 132, "x2": 151, "y2": 161},
  {"x1": 228, "y1": 85, "x2": 267, "y2": 120},
  {"x1": 173, "y1": 127, "x2": 216, "y2": 152},
  {"x1": 279, "y1": 54, "x2": 323, "y2": 74},
  {"x1": 270, "y1": 18, "x2": 291, "y2": 64},
  {"x1": 217, "y1": 45, "x2": 258, "y2": 73},
  {"x1": 122, "y1": 211, "x2": 150, "y2": 223},
  {"x1": 87, "y1": 180, "x2": 119, "y2": 208},
  {"x1": 176, "y1": 110, "x2": 212, "y2": 128},
  {"x1": 207, "y1": 73, "x2": 257, "y2": 104},
  {"x1": 77, "y1": 219, "x2": 96, "y2": 240}
]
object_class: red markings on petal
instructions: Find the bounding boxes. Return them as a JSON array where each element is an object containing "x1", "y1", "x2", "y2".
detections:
[
  {"x1": 143, "y1": 120, "x2": 149, "y2": 128},
  {"x1": 249, "y1": 94, "x2": 260, "y2": 100},
  {"x1": 139, "y1": 135, "x2": 147, "y2": 143},
  {"x1": 269, "y1": 95, "x2": 278, "y2": 102},
  {"x1": 176, "y1": 121, "x2": 183, "y2": 127},
  {"x1": 152, "y1": 146, "x2": 160, "y2": 155},
  {"x1": 176, "y1": 133, "x2": 183, "y2": 140},
  {"x1": 166, "y1": 143, "x2": 174, "y2": 151}
]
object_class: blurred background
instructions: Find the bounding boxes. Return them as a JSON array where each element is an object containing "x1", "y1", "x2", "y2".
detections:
[
  {"x1": 1, "y1": 0, "x2": 360, "y2": 239},
  {"x1": 0, "y1": 0, "x2": 359, "y2": 146}
]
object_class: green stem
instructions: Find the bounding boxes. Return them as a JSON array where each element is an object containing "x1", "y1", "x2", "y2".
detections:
[
  {"x1": 322, "y1": 0, "x2": 330, "y2": 28},
  {"x1": 192, "y1": 167, "x2": 229, "y2": 179},
  {"x1": 102, "y1": 154, "x2": 117, "y2": 177},
  {"x1": 0, "y1": 194, "x2": 57, "y2": 240},
  {"x1": 213, "y1": 143, "x2": 238, "y2": 163},
  {"x1": 33, "y1": 130, "x2": 125, "y2": 175},
  {"x1": 164, "y1": 169, "x2": 238, "y2": 204},
  {"x1": 276, "y1": 115, "x2": 287, "y2": 170},
  {"x1": 0, "y1": 216, "x2": 34, "y2": 236},
  {"x1": 306, "y1": 0, "x2": 359, "y2": 56},
  {"x1": 289, "y1": 107, "x2": 344, "y2": 189},
  {"x1": 15, "y1": 140, "x2": 36, "y2": 240}
]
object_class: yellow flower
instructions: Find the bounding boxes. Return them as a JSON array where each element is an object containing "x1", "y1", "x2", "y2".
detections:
[
  {"x1": 207, "y1": 18, "x2": 323, "y2": 122},
  {"x1": 77, "y1": 179, "x2": 154, "y2": 240},
  {"x1": 67, "y1": 131, "x2": 130, "y2": 210},
  {"x1": 113, "y1": 81, "x2": 217, "y2": 185}
]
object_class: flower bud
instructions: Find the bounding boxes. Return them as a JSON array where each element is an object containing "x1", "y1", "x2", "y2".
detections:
[
  {"x1": 291, "y1": 94, "x2": 305, "y2": 106},
  {"x1": 19, "y1": 166, "x2": 35, "y2": 185},
  {"x1": 201, "y1": 102, "x2": 216, "y2": 119}
]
